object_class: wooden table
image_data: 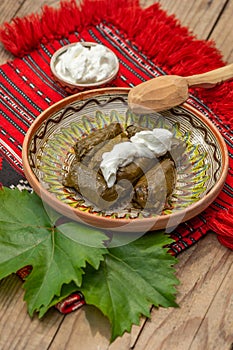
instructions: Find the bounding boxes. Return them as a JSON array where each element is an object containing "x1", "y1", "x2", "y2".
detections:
[{"x1": 0, "y1": 1, "x2": 233, "y2": 349}]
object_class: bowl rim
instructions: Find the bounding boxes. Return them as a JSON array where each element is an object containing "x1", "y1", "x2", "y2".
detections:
[
  {"x1": 50, "y1": 42, "x2": 120, "y2": 88},
  {"x1": 22, "y1": 87, "x2": 229, "y2": 232}
]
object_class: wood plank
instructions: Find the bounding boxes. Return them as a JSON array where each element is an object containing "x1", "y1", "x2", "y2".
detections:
[
  {"x1": 157, "y1": 0, "x2": 233, "y2": 63},
  {"x1": 48, "y1": 305, "x2": 111, "y2": 350},
  {"x1": 15, "y1": 0, "x2": 61, "y2": 17},
  {"x1": 0, "y1": 0, "x2": 231, "y2": 63},
  {"x1": 158, "y1": 0, "x2": 233, "y2": 64},
  {"x1": 0, "y1": 0, "x2": 155, "y2": 64},
  {"x1": 0, "y1": 0, "x2": 25, "y2": 23},
  {"x1": 209, "y1": 0, "x2": 233, "y2": 63},
  {"x1": 0, "y1": 237, "x2": 231, "y2": 350},
  {"x1": 132, "y1": 235, "x2": 232, "y2": 350},
  {"x1": 158, "y1": 0, "x2": 228, "y2": 40},
  {"x1": 189, "y1": 259, "x2": 233, "y2": 349},
  {"x1": 49, "y1": 303, "x2": 146, "y2": 350},
  {"x1": 0, "y1": 275, "x2": 64, "y2": 350}
]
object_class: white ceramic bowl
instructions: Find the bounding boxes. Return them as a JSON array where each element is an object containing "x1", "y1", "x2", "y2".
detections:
[{"x1": 50, "y1": 42, "x2": 119, "y2": 93}]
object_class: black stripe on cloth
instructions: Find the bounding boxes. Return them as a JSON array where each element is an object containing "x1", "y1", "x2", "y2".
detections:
[
  {"x1": 224, "y1": 182, "x2": 233, "y2": 193},
  {"x1": 40, "y1": 43, "x2": 53, "y2": 58},
  {"x1": 65, "y1": 29, "x2": 148, "y2": 85},
  {"x1": 223, "y1": 137, "x2": 233, "y2": 150},
  {"x1": 88, "y1": 28, "x2": 155, "y2": 81},
  {"x1": 188, "y1": 99, "x2": 221, "y2": 127},
  {"x1": 15, "y1": 58, "x2": 53, "y2": 106},
  {"x1": 190, "y1": 237, "x2": 197, "y2": 243},
  {"x1": 97, "y1": 23, "x2": 165, "y2": 77},
  {"x1": 40, "y1": 44, "x2": 70, "y2": 93},
  {"x1": 1, "y1": 111, "x2": 26, "y2": 135},
  {"x1": 179, "y1": 239, "x2": 189, "y2": 248},
  {"x1": 0, "y1": 85, "x2": 36, "y2": 123},
  {"x1": 0, "y1": 67, "x2": 43, "y2": 114},
  {"x1": 212, "y1": 200, "x2": 231, "y2": 210},
  {"x1": 24, "y1": 53, "x2": 67, "y2": 98},
  {"x1": 190, "y1": 95, "x2": 233, "y2": 134},
  {"x1": 221, "y1": 186, "x2": 233, "y2": 198},
  {"x1": 0, "y1": 95, "x2": 31, "y2": 129},
  {"x1": 40, "y1": 42, "x2": 71, "y2": 95},
  {"x1": 59, "y1": 38, "x2": 70, "y2": 45},
  {"x1": 198, "y1": 213, "x2": 208, "y2": 224},
  {"x1": 1, "y1": 128, "x2": 22, "y2": 150}
]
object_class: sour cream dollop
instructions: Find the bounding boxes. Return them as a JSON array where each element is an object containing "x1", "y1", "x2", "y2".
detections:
[
  {"x1": 130, "y1": 128, "x2": 173, "y2": 156},
  {"x1": 55, "y1": 43, "x2": 117, "y2": 84},
  {"x1": 100, "y1": 128, "x2": 174, "y2": 188}
]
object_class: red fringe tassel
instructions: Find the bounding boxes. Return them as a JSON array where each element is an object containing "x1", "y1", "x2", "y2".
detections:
[
  {"x1": 2, "y1": 0, "x2": 233, "y2": 127},
  {"x1": 207, "y1": 208, "x2": 233, "y2": 250},
  {"x1": 0, "y1": 0, "x2": 223, "y2": 67}
]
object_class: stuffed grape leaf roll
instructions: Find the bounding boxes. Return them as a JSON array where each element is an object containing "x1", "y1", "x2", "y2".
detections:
[
  {"x1": 74, "y1": 122, "x2": 123, "y2": 161},
  {"x1": 117, "y1": 157, "x2": 158, "y2": 185},
  {"x1": 126, "y1": 125, "x2": 147, "y2": 138},
  {"x1": 132, "y1": 158, "x2": 176, "y2": 211},
  {"x1": 63, "y1": 159, "x2": 133, "y2": 210},
  {"x1": 88, "y1": 133, "x2": 128, "y2": 171}
]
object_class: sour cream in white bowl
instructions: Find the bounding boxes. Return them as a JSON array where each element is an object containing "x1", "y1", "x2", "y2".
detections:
[{"x1": 50, "y1": 42, "x2": 119, "y2": 93}]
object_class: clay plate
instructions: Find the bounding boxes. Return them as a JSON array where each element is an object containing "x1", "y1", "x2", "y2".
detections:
[{"x1": 22, "y1": 88, "x2": 229, "y2": 232}]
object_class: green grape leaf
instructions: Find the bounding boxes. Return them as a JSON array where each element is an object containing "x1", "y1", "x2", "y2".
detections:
[
  {"x1": 0, "y1": 187, "x2": 180, "y2": 341},
  {"x1": 41, "y1": 281, "x2": 79, "y2": 313},
  {"x1": 80, "y1": 232, "x2": 179, "y2": 341},
  {"x1": 0, "y1": 187, "x2": 107, "y2": 316}
]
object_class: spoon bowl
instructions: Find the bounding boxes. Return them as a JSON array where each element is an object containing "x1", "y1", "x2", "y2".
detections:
[
  {"x1": 128, "y1": 63, "x2": 233, "y2": 113},
  {"x1": 128, "y1": 75, "x2": 188, "y2": 113}
]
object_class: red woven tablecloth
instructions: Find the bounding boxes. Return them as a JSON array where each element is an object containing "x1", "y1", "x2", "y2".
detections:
[{"x1": 0, "y1": 0, "x2": 233, "y2": 313}]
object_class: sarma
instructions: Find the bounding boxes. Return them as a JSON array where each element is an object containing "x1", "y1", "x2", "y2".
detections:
[
  {"x1": 63, "y1": 122, "x2": 179, "y2": 213},
  {"x1": 133, "y1": 158, "x2": 176, "y2": 210},
  {"x1": 63, "y1": 159, "x2": 133, "y2": 210},
  {"x1": 88, "y1": 133, "x2": 128, "y2": 171},
  {"x1": 74, "y1": 122, "x2": 123, "y2": 161},
  {"x1": 126, "y1": 125, "x2": 147, "y2": 138},
  {"x1": 117, "y1": 157, "x2": 158, "y2": 185}
]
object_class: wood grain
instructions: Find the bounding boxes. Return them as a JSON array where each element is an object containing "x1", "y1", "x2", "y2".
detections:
[
  {"x1": 0, "y1": 275, "x2": 64, "y2": 350},
  {"x1": 133, "y1": 234, "x2": 233, "y2": 350},
  {"x1": 189, "y1": 259, "x2": 233, "y2": 349},
  {"x1": 0, "y1": 0, "x2": 25, "y2": 23},
  {"x1": 208, "y1": 0, "x2": 233, "y2": 63},
  {"x1": 158, "y1": 0, "x2": 233, "y2": 63},
  {"x1": 49, "y1": 304, "x2": 147, "y2": 350},
  {"x1": 0, "y1": 1, "x2": 233, "y2": 350},
  {"x1": 158, "y1": 0, "x2": 228, "y2": 39}
]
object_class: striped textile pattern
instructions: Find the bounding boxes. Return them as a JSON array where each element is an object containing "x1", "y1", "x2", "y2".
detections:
[
  {"x1": 1, "y1": 0, "x2": 233, "y2": 314},
  {"x1": 1, "y1": 21, "x2": 232, "y2": 255}
]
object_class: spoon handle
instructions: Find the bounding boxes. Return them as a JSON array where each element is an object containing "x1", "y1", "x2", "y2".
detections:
[{"x1": 185, "y1": 63, "x2": 233, "y2": 88}]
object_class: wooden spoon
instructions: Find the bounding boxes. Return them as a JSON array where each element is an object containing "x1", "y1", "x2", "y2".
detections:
[{"x1": 128, "y1": 64, "x2": 233, "y2": 113}]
